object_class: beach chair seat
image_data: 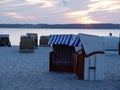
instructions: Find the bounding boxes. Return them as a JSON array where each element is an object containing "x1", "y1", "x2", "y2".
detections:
[{"x1": 49, "y1": 45, "x2": 76, "y2": 73}]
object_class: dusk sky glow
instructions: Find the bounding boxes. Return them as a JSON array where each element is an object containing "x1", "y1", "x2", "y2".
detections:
[{"x1": 0, "y1": 0, "x2": 120, "y2": 24}]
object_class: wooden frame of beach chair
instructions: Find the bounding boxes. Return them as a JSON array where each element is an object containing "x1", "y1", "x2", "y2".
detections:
[
  {"x1": 49, "y1": 45, "x2": 77, "y2": 73},
  {"x1": 76, "y1": 51, "x2": 104, "y2": 80}
]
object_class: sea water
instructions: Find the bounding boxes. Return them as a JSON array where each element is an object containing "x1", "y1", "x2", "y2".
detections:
[{"x1": 0, "y1": 28, "x2": 119, "y2": 45}]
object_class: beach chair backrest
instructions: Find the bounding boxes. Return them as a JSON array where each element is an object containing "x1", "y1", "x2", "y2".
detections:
[{"x1": 20, "y1": 36, "x2": 34, "y2": 49}]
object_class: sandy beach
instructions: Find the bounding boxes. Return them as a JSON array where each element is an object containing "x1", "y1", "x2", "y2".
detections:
[{"x1": 0, "y1": 46, "x2": 120, "y2": 90}]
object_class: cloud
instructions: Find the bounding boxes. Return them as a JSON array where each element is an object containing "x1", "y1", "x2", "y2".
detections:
[
  {"x1": 26, "y1": 0, "x2": 42, "y2": 4},
  {"x1": 26, "y1": 0, "x2": 57, "y2": 8},
  {"x1": 65, "y1": 12, "x2": 100, "y2": 24},
  {"x1": 88, "y1": 0, "x2": 120, "y2": 12},
  {"x1": 64, "y1": 0, "x2": 120, "y2": 24},
  {"x1": 65, "y1": 11, "x2": 88, "y2": 16},
  {"x1": 64, "y1": 9, "x2": 100, "y2": 24},
  {"x1": 76, "y1": 16, "x2": 100, "y2": 24},
  {"x1": 0, "y1": 0, "x2": 31, "y2": 10},
  {"x1": 0, "y1": 0, "x2": 58, "y2": 11},
  {"x1": 3, "y1": 12, "x2": 34, "y2": 19},
  {"x1": 0, "y1": 0, "x2": 11, "y2": 3}
]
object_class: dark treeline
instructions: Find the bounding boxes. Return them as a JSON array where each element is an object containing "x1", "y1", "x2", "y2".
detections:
[{"x1": 0, "y1": 23, "x2": 120, "y2": 29}]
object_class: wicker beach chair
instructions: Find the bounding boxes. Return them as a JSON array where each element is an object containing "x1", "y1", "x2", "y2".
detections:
[
  {"x1": 49, "y1": 45, "x2": 76, "y2": 73},
  {"x1": 20, "y1": 35, "x2": 34, "y2": 53}
]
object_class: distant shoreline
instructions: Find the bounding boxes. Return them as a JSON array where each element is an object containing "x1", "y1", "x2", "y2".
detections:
[{"x1": 0, "y1": 23, "x2": 120, "y2": 29}]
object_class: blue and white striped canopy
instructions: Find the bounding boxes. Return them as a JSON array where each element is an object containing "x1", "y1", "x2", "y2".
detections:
[
  {"x1": 48, "y1": 34, "x2": 81, "y2": 47},
  {"x1": 0, "y1": 34, "x2": 9, "y2": 38},
  {"x1": 70, "y1": 35, "x2": 81, "y2": 47}
]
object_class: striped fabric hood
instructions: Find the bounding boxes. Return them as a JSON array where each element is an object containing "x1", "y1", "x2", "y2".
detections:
[
  {"x1": 48, "y1": 34, "x2": 81, "y2": 47},
  {"x1": 0, "y1": 34, "x2": 9, "y2": 37}
]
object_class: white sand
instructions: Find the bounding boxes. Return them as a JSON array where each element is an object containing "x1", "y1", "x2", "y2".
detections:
[{"x1": 0, "y1": 46, "x2": 120, "y2": 90}]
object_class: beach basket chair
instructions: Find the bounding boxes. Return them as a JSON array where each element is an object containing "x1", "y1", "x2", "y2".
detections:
[
  {"x1": 20, "y1": 35, "x2": 34, "y2": 53},
  {"x1": 39, "y1": 36, "x2": 50, "y2": 46},
  {"x1": 26, "y1": 33, "x2": 38, "y2": 49},
  {"x1": 75, "y1": 33, "x2": 105, "y2": 80},
  {"x1": 49, "y1": 45, "x2": 76, "y2": 73},
  {"x1": 0, "y1": 34, "x2": 11, "y2": 47}
]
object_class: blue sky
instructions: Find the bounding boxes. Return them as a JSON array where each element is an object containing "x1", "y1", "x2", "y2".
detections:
[{"x1": 0, "y1": 0, "x2": 120, "y2": 24}]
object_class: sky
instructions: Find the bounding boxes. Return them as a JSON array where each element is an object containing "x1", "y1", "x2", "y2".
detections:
[{"x1": 0, "y1": 0, "x2": 120, "y2": 24}]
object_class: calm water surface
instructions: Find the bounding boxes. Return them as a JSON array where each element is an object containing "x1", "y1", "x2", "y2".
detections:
[{"x1": 0, "y1": 28, "x2": 120, "y2": 45}]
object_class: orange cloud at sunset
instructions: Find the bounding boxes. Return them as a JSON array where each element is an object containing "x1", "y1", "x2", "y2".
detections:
[
  {"x1": 65, "y1": 12, "x2": 100, "y2": 24},
  {"x1": 65, "y1": 0, "x2": 120, "y2": 24},
  {"x1": 76, "y1": 16, "x2": 100, "y2": 24}
]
